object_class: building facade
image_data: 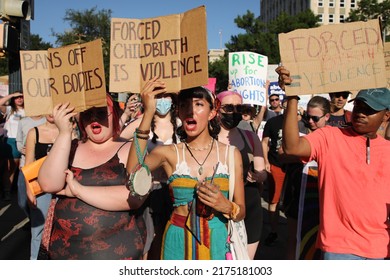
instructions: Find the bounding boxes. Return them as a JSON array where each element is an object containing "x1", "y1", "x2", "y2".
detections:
[{"x1": 260, "y1": 0, "x2": 384, "y2": 26}]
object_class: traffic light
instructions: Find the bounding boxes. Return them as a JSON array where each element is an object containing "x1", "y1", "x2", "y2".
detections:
[
  {"x1": 0, "y1": 0, "x2": 31, "y2": 21},
  {"x1": 0, "y1": 22, "x2": 18, "y2": 52}
]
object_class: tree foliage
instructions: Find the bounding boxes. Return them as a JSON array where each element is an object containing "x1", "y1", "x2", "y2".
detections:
[
  {"x1": 52, "y1": 7, "x2": 112, "y2": 83},
  {"x1": 210, "y1": 9, "x2": 319, "y2": 92},
  {"x1": 347, "y1": 0, "x2": 390, "y2": 41}
]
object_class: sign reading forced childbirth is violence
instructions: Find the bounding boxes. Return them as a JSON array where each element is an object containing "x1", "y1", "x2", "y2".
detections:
[
  {"x1": 109, "y1": 6, "x2": 208, "y2": 93},
  {"x1": 279, "y1": 19, "x2": 387, "y2": 95},
  {"x1": 20, "y1": 39, "x2": 107, "y2": 116},
  {"x1": 228, "y1": 51, "x2": 268, "y2": 106}
]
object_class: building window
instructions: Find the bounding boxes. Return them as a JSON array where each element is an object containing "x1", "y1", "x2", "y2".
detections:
[
  {"x1": 318, "y1": 0, "x2": 323, "y2": 7},
  {"x1": 329, "y1": 14, "x2": 334, "y2": 23},
  {"x1": 319, "y1": 14, "x2": 323, "y2": 22},
  {"x1": 329, "y1": 0, "x2": 334, "y2": 7},
  {"x1": 340, "y1": 0, "x2": 345, "y2": 8},
  {"x1": 351, "y1": 0, "x2": 356, "y2": 8},
  {"x1": 340, "y1": 14, "x2": 345, "y2": 22}
]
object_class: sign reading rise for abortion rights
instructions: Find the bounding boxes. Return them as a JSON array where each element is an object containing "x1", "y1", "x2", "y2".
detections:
[
  {"x1": 20, "y1": 39, "x2": 107, "y2": 116},
  {"x1": 279, "y1": 19, "x2": 387, "y2": 95},
  {"x1": 110, "y1": 6, "x2": 208, "y2": 93},
  {"x1": 384, "y1": 42, "x2": 390, "y2": 88},
  {"x1": 228, "y1": 51, "x2": 268, "y2": 106}
]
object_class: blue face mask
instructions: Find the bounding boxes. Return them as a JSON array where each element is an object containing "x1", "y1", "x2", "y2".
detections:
[{"x1": 156, "y1": 98, "x2": 172, "y2": 116}]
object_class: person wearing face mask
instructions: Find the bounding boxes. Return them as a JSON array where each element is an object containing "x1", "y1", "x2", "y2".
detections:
[{"x1": 216, "y1": 91, "x2": 267, "y2": 259}]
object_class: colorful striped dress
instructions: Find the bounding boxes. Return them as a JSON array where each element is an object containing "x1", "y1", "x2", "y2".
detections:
[{"x1": 162, "y1": 143, "x2": 230, "y2": 260}]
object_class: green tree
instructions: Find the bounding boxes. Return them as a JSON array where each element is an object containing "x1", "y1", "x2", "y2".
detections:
[
  {"x1": 52, "y1": 7, "x2": 112, "y2": 84},
  {"x1": 347, "y1": 0, "x2": 390, "y2": 41},
  {"x1": 29, "y1": 34, "x2": 53, "y2": 50}
]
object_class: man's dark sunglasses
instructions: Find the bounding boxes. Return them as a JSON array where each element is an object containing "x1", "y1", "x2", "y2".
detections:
[
  {"x1": 303, "y1": 113, "x2": 325, "y2": 123},
  {"x1": 270, "y1": 98, "x2": 279, "y2": 102},
  {"x1": 333, "y1": 93, "x2": 349, "y2": 99},
  {"x1": 220, "y1": 104, "x2": 245, "y2": 113}
]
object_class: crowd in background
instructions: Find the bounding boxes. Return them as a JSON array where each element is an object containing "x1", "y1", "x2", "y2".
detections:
[{"x1": 1, "y1": 74, "x2": 390, "y2": 260}]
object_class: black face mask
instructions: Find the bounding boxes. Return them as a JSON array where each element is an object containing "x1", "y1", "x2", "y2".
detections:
[{"x1": 220, "y1": 113, "x2": 242, "y2": 129}]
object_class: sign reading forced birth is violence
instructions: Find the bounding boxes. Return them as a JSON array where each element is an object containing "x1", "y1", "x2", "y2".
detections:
[
  {"x1": 20, "y1": 39, "x2": 107, "y2": 116},
  {"x1": 279, "y1": 19, "x2": 387, "y2": 95},
  {"x1": 109, "y1": 6, "x2": 208, "y2": 93},
  {"x1": 228, "y1": 51, "x2": 268, "y2": 106}
]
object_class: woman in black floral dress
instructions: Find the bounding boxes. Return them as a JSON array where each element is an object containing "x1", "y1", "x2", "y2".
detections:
[{"x1": 38, "y1": 95, "x2": 146, "y2": 259}]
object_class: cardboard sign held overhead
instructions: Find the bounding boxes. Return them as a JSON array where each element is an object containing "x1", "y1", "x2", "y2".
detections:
[
  {"x1": 228, "y1": 51, "x2": 268, "y2": 106},
  {"x1": 279, "y1": 19, "x2": 387, "y2": 95},
  {"x1": 20, "y1": 39, "x2": 107, "y2": 116},
  {"x1": 384, "y1": 42, "x2": 390, "y2": 88},
  {"x1": 110, "y1": 6, "x2": 208, "y2": 93}
]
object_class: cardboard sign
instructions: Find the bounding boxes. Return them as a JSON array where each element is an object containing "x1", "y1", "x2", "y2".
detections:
[
  {"x1": 384, "y1": 42, "x2": 390, "y2": 88},
  {"x1": 21, "y1": 39, "x2": 107, "y2": 116},
  {"x1": 229, "y1": 51, "x2": 268, "y2": 106},
  {"x1": 279, "y1": 19, "x2": 387, "y2": 95},
  {"x1": 110, "y1": 6, "x2": 208, "y2": 93}
]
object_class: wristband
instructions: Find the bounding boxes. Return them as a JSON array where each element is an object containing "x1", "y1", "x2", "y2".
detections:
[{"x1": 135, "y1": 128, "x2": 150, "y2": 134}]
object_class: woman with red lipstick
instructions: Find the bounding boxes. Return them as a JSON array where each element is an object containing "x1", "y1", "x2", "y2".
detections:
[
  {"x1": 38, "y1": 94, "x2": 146, "y2": 260},
  {"x1": 126, "y1": 79, "x2": 246, "y2": 260}
]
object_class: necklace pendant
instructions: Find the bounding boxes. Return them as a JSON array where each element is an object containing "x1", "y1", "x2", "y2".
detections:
[{"x1": 198, "y1": 166, "x2": 203, "y2": 175}]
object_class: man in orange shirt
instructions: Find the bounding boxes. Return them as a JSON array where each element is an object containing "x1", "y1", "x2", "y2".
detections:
[{"x1": 277, "y1": 66, "x2": 390, "y2": 260}]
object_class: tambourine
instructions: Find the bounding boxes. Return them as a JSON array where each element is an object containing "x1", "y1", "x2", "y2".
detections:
[{"x1": 127, "y1": 164, "x2": 152, "y2": 197}]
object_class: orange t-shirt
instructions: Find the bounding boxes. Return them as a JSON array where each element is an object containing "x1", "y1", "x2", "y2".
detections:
[{"x1": 304, "y1": 126, "x2": 390, "y2": 258}]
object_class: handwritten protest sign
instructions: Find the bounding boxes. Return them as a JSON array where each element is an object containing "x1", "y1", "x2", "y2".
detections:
[
  {"x1": 228, "y1": 51, "x2": 268, "y2": 106},
  {"x1": 110, "y1": 6, "x2": 208, "y2": 93},
  {"x1": 384, "y1": 42, "x2": 390, "y2": 88},
  {"x1": 21, "y1": 39, "x2": 107, "y2": 116},
  {"x1": 279, "y1": 19, "x2": 387, "y2": 95}
]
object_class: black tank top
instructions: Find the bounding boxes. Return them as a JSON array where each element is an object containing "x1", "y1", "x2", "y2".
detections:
[{"x1": 34, "y1": 127, "x2": 52, "y2": 159}]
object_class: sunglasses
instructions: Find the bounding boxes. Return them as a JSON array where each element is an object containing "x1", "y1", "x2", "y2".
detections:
[
  {"x1": 303, "y1": 113, "x2": 325, "y2": 123},
  {"x1": 270, "y1": 98, "x2": 279, "y2": 102},
  {"x1": 333, "y1": 93, "x2": 349, "y2": 99},
  {"x1": 220, "y1": 104, "x2": 244, "y2": 113},
  {"x1": 81, "y1": 108, "x2": 112, "y2": 121}
]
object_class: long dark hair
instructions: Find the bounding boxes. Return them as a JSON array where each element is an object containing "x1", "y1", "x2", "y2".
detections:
[{"x1": 176, "y1": 86, "x2": 220, "y2": 141}]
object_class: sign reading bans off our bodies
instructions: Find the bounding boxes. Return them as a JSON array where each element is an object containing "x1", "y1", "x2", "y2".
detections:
[
  {"x1": 110, "y1": 6, "x2": 208, "y2": 93},
  {"x1": 279, "y1": 19, "x2": 387, "y2": 95},
  {"x1": 20, "y1": 39, "x2": 107, "y2": 116},
  {"x1": 384, "y1": 42, "x2": 390, "y2": 88},
  {"x1": 229, "y1": 51, "x2": 268, "y2": 106}
]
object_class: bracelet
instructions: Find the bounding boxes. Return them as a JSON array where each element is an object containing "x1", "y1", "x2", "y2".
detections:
[
  {"x1": 134, "y1": 132, "x2": 149, "y2": 140},
  {"x1": 135, "y1": 128, "x2": 150, "y2": 134},
  {"x1": 223, "y1": 201, "x2": 240, "y2": 220}
]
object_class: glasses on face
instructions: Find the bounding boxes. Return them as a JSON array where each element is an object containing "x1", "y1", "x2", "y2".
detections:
[
  {"x1": 220, "y1": 104, "x2": 244, "y2": 114},
  {"x1": 81, "y1": 108, "x2": 112, "y2": 121},
  {"x1": 14, "y1": 96, "x2": 24, "y2": 99},
  {"x1": 270, "y1": 98, "x2": 279, "y2": 102},
  {"x1": 303, "y1": 113, "x2": 325, "y2": 123},
  {"x1": 333, "y1": 93, "x2": 349, "y2": 99}
]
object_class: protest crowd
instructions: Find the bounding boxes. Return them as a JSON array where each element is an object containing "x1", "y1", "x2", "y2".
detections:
[{"x1": 1, "y1": 7, "x2": 390, "y2": 261}]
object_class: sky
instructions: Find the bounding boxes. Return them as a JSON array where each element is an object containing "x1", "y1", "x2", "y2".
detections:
[{"x1": 30, "y1": 0, "x2": 260, "y2": 49}]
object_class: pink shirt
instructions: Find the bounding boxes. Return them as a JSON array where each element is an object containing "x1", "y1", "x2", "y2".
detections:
[{"x1": 305, "y1": 126, "x2": 390, "y2": 258}]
